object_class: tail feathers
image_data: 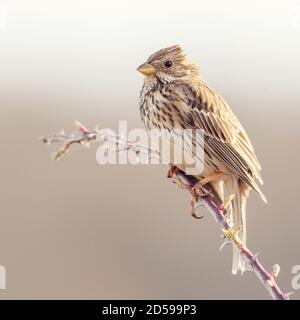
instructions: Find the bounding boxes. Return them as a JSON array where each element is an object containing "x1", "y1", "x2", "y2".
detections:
[
  {"x1": 232, "y1": 190, "x2": 246, "y2": 275},
  {"x1": 226, "y1": 179, "x2": 248, "y2": 275},
  {"x1": 249, "y1": 179, "x2": 267, "y2": 204}
]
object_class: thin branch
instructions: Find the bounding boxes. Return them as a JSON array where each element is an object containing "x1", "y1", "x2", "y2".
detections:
[
  {"x1": 41, "y1": 121, "x2": 290, "y2": 300},
  {"x1": 41, "y1": 120, "x2": 159, "y2": 161},
  {"x1": 173, "y1": 170, "x2": 290, "y2": 300}
]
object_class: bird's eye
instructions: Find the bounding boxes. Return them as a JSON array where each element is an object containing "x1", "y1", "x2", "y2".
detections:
[{"x1": 164, "y1": 60, "x2": 173, "y2": 68}]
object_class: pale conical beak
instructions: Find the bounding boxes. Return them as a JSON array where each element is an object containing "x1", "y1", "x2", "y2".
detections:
[{"x1": 137, "y1": 63, "x2": 156, "y2": 76}]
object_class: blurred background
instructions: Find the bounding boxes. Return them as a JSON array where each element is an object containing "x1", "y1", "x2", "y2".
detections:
[{"x1": 0, "y1": 0, "x2": 299, "y2": 299}]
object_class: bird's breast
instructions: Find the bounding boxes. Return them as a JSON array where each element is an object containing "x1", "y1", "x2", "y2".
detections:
[{"x1": 139, "y1": 83, "x2": 178, "y2": 132}]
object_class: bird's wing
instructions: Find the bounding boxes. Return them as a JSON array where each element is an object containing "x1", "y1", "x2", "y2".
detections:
[{"x1": 168, "y1": 81, "x2": 265, "y2": 198}]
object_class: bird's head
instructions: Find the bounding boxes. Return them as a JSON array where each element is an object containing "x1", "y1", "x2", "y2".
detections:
[{"x1": 137, "y1": 45, "x2": 199, "y2": 83}]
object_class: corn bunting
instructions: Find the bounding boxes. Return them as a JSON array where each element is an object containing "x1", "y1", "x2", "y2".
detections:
[{"x1": 137, "y1": 45, "x2": 266, "y2": 274}]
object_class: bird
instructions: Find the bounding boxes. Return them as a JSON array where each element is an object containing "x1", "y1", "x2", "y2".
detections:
[{"x1": 137, "y1": 45, "x2": 267, "y2": 275}]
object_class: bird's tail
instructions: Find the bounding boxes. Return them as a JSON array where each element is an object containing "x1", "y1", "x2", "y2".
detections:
[{"x1": 225, "y1": 179, "x2": 249, "y2": 275}]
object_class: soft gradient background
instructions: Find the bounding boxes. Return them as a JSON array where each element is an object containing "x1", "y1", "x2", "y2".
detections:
[{"x1": 0, "y1": 0, "x2": 299, "y2": 299}]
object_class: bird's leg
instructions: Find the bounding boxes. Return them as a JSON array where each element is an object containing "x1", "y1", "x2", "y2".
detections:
[{"x1": 200, "y1": 171, "x2": 224, "y2": 186}]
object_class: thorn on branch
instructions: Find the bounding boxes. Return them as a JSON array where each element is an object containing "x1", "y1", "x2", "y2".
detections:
[
  {"x1": 253, "y1": 252, "x2": 261, "y2": 262},
  {"x1": 284, "y1": 292, "x2": 294, "y2": 300},
  {"x1": 271, "y1": 264, "x2": 280, "y2": 278},
  {"x1": 74, "y1": 120, "x2": 89, "y2": 133},
  {"x1": 244, "y1": 263, "x2": 253, "y2": 273},
  {"x1": 219, "y1": 238, "x2": 231, "y2": 251}
]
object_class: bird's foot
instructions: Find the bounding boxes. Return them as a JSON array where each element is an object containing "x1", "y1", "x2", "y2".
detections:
[
  {"x1": 189, "y1": 181, "x2": 211, "y2": 219},
  {"x1": 166, "y1": 166, "x2": 210, "y2": 219},
  {"x1": 167, "y1": 165, "x2": 190, "y2": 190},
  {"x1": 167, "y1": 165, "x2": 180, "y2": 179}
]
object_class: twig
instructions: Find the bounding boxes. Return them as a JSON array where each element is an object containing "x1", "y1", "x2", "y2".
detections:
[
  {"x1": 41, "y1": 120, "x2": 159, "y2": 161},
  {"x1": 174, "y1": 170, "x2": 289, "y2": 300},
  {"x1": 41, "y1": 121, "x2": 97, "y2": 160},
  {"x1": 41, "y1": 121, "x2": 290, "y2": 300}
]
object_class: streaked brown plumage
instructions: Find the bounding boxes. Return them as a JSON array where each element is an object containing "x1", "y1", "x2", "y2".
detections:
[{"x1": 137, "y1": 45, "x2": 266, "y2": 274}]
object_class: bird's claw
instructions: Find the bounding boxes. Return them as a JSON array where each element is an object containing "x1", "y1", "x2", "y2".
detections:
[
  {"x1": 189, "y1": 181, "x2": 211, "y2": 219},
  {"x1": 191, "y1": 208, "x2": 204, "y2": 220},
  {"x1": 219, "y1": 238, "x2": 232, "y2": 251}
]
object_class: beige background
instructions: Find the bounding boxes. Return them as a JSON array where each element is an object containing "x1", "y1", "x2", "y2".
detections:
[{"x1": 0, "y1": 0, "x2": 300, "y2": 299}]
